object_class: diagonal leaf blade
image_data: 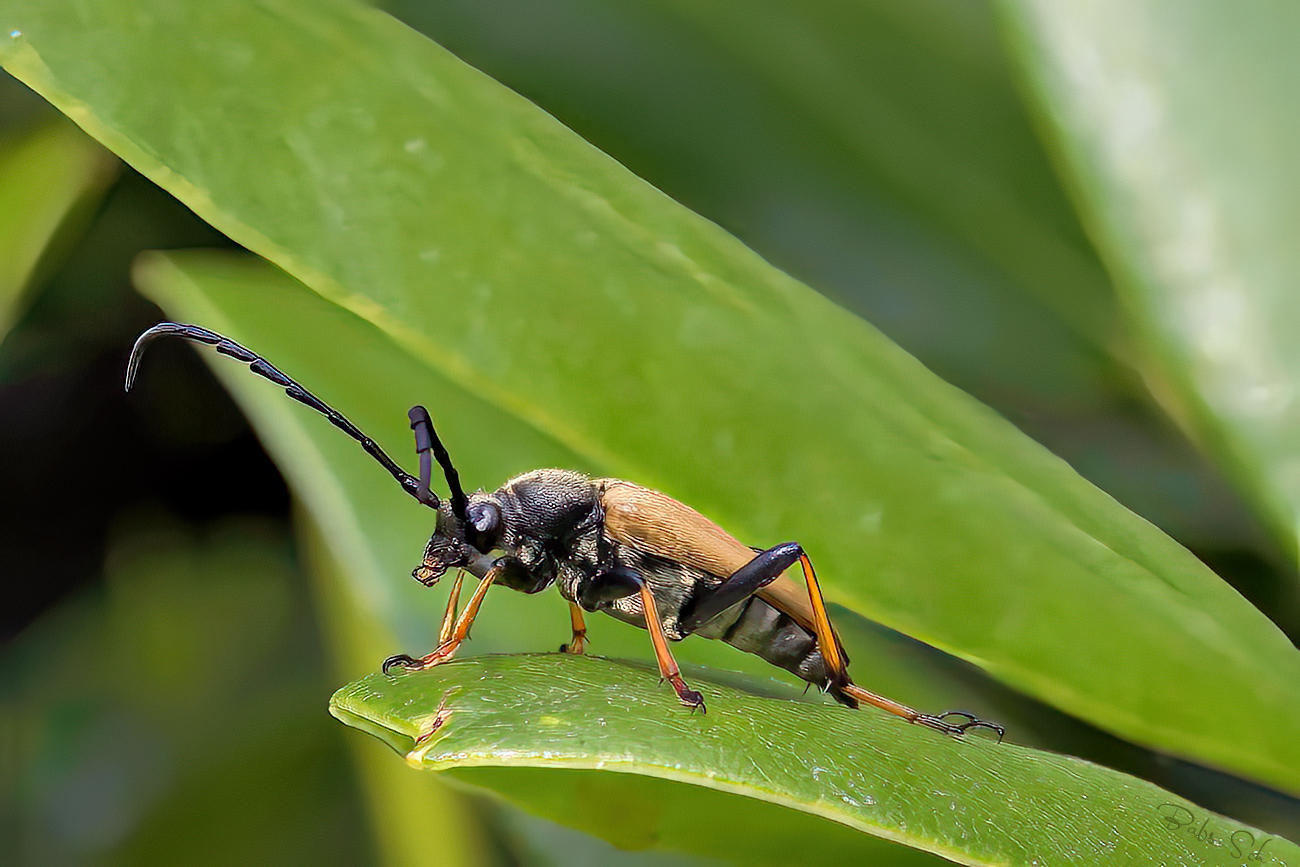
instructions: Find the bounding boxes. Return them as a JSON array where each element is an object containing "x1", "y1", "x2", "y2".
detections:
[
  {"x1": 8, "y1": 0, "x2": 1300, "y2": 794},
  {"x1": 331, "y1": 654, "x2": 1300, "y2": 867}
]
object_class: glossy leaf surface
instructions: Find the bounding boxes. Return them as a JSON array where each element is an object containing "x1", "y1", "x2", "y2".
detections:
[{"x1": 332, "y1": 654, "x2": 1300, "y2": 867}]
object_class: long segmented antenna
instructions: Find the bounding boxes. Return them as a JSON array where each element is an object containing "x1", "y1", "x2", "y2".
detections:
[
  {"x1": 408, "y1": 406, "x2": 467, "y2": 520},
  {"x1": 126, "y1": 322, "x2": 438, "y2": 510}
]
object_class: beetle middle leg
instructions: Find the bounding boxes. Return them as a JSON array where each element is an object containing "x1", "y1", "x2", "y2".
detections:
[
  {"x1": 560, "y1": 602, "x2": 589, "y2": 654},
  {"x1": 384, "y1": 565, "x2": 499, "y2": 673},
  {"x1": 636, "y1": 581, "x2": 705, "y2": 712},
  {"x1": 580, "y1": 566, "x2": 705, "y2": 712}
]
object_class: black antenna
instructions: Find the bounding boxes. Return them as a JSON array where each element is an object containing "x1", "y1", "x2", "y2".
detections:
[
  {"x1": 408, "y1": 406, "x2": 467, "y2": 521},
  {"x1": 126, "y1": 322, "x2": 438, "y2": 510}
]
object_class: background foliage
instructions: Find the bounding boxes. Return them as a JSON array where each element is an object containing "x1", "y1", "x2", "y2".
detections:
[{"x1": 2, "y1": 0, "x2": 1298, "y2": 864}]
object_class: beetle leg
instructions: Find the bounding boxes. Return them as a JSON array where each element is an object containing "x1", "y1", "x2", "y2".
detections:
[
  {"x1": 438, "y1": 570, "x2": 465, "y2": 645},
  {"x1": 636, "y1": 580, "x2": 706, "y2": 712},
  {"x1": 840, "y1": 684, "x2": 1006, "y2": 741},
  {"x1": 794, "y1": 552, "x2": 1004, "y2": 740},
  {"x1": 383, "y1": 565, "x2": 499, "y2": 673},
  {"x1": 561, "y1": 602, "x2": 589, "y2": 654},
  {"x1": 570, "y1": 566, "x2": 701, "y2": 708},
  {"x1": 794, "y1": 552, "x2": 851, "y2": 686},
  {"x1": 678, "y1": 542, "x2": 801, "y2": 634},
  {"x1": 577, "y1": 564, "x2": 641, "y2": 610}
]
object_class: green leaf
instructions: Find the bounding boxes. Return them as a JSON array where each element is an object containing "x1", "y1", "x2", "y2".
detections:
[
  {"x1": 653, "y1": 0, "x2": 1119, "y2": 350},
  {"x1": 331, "y1": 654, "x2": 1300, "y2": 867},
  {"x1": 6, "y1": 0, "x2": 1289, "y2": 794},
  {"x1": 1002, "y1": 1, "x2": 1300, "y2": 564},
  {"x1": 298, "y1": 515, "x2": 496, "y2": 867},
  {"x1": 0, "y1": 116, "x2": 117, "y2": 341},
  {"x1": 390, "y1": 0, "x2": 1122, "y2": 390},
  {"x1": 2, "y1": 514, "x2": 377, "y2": 866},
  {"x1": 387, "y1": 0, "x2": 1256, "y2": 558}
]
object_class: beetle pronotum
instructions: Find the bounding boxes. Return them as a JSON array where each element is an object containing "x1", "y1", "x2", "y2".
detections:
[{"x1": 127, "y1": 322, "x2": 1002, "y2": 739}]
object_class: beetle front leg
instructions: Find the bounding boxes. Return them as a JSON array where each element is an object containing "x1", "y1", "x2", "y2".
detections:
[
  {"x1": 438, "y1": 570, "x2": 465, "y2": 645},
  {"x1": 383, "y1": 565, "x2": 499, "y2": 673}
]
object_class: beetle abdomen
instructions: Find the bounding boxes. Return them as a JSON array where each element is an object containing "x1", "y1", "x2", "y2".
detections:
[{"x1": 691, "y1": 595, "x2": 839, "y2": 694}]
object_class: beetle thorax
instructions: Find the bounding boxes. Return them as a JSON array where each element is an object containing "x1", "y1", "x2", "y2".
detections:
[{"x1": 493, "y1": 468, "x2": 600, "y2": 550}]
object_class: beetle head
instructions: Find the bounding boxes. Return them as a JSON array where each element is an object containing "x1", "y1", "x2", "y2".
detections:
[{"x1": 411, "y1": 493, "x2": 506, "y2": 586}]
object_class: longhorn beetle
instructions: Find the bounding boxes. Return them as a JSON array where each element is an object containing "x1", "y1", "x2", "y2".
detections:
[{"x1": 127, "y1": 322, "x2": 1003, "y2": 739}]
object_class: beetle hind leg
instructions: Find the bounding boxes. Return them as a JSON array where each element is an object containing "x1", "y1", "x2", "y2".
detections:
[
  {"x1": 837, "y1": 684, "x2": 1003, "y2": 740},
  {"x1": 678, "y1": 542, "x2": 801, "y2": 635},
  {"x1": 920, "y1": 710, "x2": 1005, "y2": 741},
  {"x1": 795, "y1": 551, "x2": 1004, "y2": 740}
]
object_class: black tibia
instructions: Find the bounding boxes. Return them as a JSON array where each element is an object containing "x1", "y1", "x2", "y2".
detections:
[
  {"x1": 679, "y1": 542, "x2": 801, "y2": 634},
  {"x1": 408, "y1": 406, "x2": 467, "y2": 519},
  {"x1": 126, "y1": 322, "x2": 429, "y2": 507},
  {"x1": 577, "y1": 565, "x2": 642, "y2": 611}
]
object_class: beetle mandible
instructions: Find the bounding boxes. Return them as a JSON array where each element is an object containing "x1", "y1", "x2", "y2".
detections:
[{"x1": 127, "y1": 322, "x2": 1003, "y2": 739}]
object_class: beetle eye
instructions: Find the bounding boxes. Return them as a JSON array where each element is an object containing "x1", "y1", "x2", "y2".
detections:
[{"x1": 467, "y1": 502, "x2": 500, "y2": 536}]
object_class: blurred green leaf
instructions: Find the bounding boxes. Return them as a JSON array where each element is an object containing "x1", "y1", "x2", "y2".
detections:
[
  {"x1": 655, "y1": 0, "x2": 1118, "y2": 349},
  {"x1": 332, "y1": 654, "x2": 1300, "y2": 867},
  {"x1": 7, "y1": 0, "x2": 1299, "y2": 805},
  {"x1": 2, "y1": 515, "x2": 374, "y2": 866},
  {"x1": 0, "y1": 117, "x2": 117, "y2": 341},
  {"x1": 388, "y1": 0, "x2": 1122, "y2": 394},
  {"x1": 1002, "y1": 1, "x2": 1300, "y2": 567},
  {"x1": 298, "y1": 515, "x2": 492, "y2": 867}
]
